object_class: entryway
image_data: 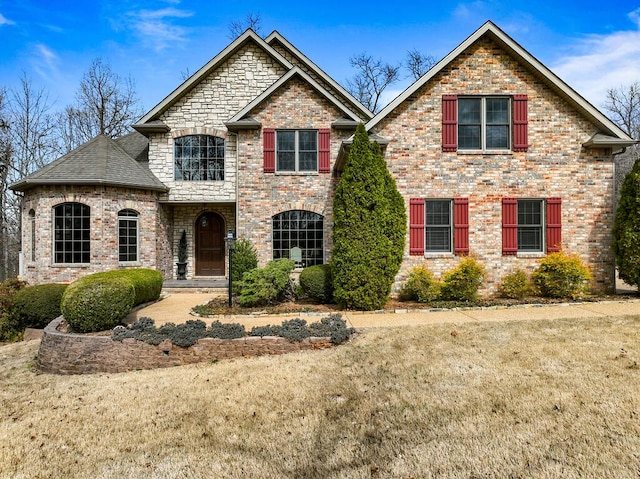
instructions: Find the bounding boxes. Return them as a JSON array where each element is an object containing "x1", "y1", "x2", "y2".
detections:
[{"x1": 195, "y1": 212, "x2": 225, "y2": 276}]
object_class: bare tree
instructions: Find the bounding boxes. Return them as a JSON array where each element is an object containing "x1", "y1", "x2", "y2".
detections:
[
  {"x1": 605, "y1": 82, "x2": 640, "y2": 140},
  {"x1": 58, "y1": 58, "x2": 143, "y2": 152},
  {"x1": 346, "y1": 53, "x2": 400, "y2": 114},
  {"x1": 406, "y1": 49, "x2": 437, "y2": 81},
  {"x1": 228, "y1": 12, "x2": 263, "y2": 40},
  {"x1": 0, "y1": 88, "x2": 12, "y2": 280}
]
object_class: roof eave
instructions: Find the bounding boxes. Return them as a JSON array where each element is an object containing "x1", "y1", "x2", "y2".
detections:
[
  {"x1": 10, "y1": 179, "x2": 168, "y2": 193},
  {"x1": 582, "y1": 134, "x2": 639, "y2": 149}
]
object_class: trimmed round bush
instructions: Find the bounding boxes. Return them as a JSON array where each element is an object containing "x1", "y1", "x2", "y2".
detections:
[
  {"x1": 440, "y1": 257, "x2": 485, "y2": 301},
  {"x1": 90, "y1": 268, "x2": 162, "y2": 305},
  {"x1": 299, "y1": 264, "x2": 333, "y2": 303},
  {"x1": 532, "y1": 252, "x2": 591, "y2": 298},
  {"x1": 498, "y1": 269, "x2": 531, "y2": 299},
  {"x1": 399, "y1": 265, "x2": 441, "y2": 303},
  {"x1": 61, "y1": 275, "x2": 135, "y2": 333},
  {"x1": 6, "y1": 283, "x2": 68, "y2": 330}
]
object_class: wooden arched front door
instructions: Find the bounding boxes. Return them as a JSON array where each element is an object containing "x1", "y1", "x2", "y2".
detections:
[{"x1": 195, "y1": 212, "x2": 225, "y2": 276}]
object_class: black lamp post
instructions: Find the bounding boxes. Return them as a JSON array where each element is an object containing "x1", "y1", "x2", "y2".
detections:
[{"x1": 225, "y1": 229, "x2": 236, "y2": 308}]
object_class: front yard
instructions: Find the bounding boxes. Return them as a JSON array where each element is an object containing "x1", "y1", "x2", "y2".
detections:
[{"x1": 2, "y1": 315, "x2": 640, "y2": 478}]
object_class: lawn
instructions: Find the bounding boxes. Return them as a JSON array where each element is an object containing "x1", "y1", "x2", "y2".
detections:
[{"x1": 1, "y1": 315, "x2": 640, "y2": 478}]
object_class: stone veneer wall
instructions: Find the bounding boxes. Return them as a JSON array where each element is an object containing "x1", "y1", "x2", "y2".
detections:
[
  {"x1": 21, "y1": 185, "x2": 163, "y2": 284},
  {"x1": 373, "y1": 38, "x2": 616, "y2": 293},
  {"x1": 37, "y1": 317, "x2": 331, "y2": 375}
]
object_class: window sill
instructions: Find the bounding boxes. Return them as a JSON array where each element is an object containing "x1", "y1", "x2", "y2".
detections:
[
  {"x1": 516, "y1": 252, "x2": 545, "y2": 258},
  {"x1": 51, "y1": 263, "x2": 91, "y2": 268},
  {"x1": 423, "y1": 252, "x2": 455, "y2": 258},
  {"x1": 274, "y1": 172, "x2": 319, "y2": 176},
  {"x1": 457, "y1": 150, "x2": 512, "y2": 155},
  {"x1": 119, "y1": 262, "x2": 142, "y2": 267}
]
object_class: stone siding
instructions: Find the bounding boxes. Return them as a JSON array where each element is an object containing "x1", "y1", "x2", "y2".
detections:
[
  {"x1": 373, "y1": 38, "x2": 615, "y2": 293},
  {"x1": 20, "y1": 185, "x2": 164, "y2": 284},
  {"x1": 147, "y1": 42, "x2": 287, "y2": 203},
  {"x1": 37, "y1": 317, "x2": 332, "y2": 374}
]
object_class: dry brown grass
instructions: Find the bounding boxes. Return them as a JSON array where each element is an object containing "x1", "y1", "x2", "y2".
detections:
[{"x1": 1, "y1": 315, "x2": 640, "y2": 478}]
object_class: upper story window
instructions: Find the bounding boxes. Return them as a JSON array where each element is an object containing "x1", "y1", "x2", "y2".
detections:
[
  {"x1": 53, "y1": 202, "x2": 90, "y2": 264},
  {"x1": 118, "y1": 209, "x2": 139, "y2": 263},
  {"x1": 174, "y1": 135, "x2": 224, "y2": 181},
  {"x1": 277, "y1": 130, "x2": 317, "y2": 172},
  {"x1": 442, "y1": 95, "x2": 528, "y2": 153},
  {"x1": 458, "y1": 97, "x2": 510, "y2": 150}
]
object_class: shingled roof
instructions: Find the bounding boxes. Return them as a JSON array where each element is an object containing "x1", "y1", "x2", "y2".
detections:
[{"x1": 10, "y1": 133, "x2": 167, "y2": 192}]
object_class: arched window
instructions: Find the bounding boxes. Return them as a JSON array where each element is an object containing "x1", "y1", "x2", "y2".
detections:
[
  {"x1": 174, "y1": 135, "x2": 225, "y2": 181},
  {"x1": 272, "y1": 210, "x2": 324, "y2": 267},
  {"x1": 53, "y1": 203, "x2": 90, "y2": 264},
  {"x1": 28, "y1": 209, "x2": 35, "y2": 261},
  {"x1": 118, "y1": 209, "x2": 139, "y2": 263}
]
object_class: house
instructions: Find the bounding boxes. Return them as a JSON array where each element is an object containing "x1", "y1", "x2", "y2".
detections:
[{"x1": 10, "y1": 21, "x2": 635, "y2": 293}]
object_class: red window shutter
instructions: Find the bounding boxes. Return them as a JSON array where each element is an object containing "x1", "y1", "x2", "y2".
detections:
[
  {"x1": 409, "y1": 198, "x2": 425, "y2": 255},
  {"x1": 502, "y1": 198, "x2": 518, "y2": 255},
  {"x1": 453, "y1": 197, "x2": 469, "y2": 255},
  {"x1": 442, "y1": 95, "x2": 458, "y2": 152},
  {"x1": 513, "y1": 95, "x2": 529, "y2": 152},
  {"x1": 318, "y1": 128, "x2": 331, "y2": 173},
  {"x1": 263, "y1": 128, "x2": 275, "y2": 173},
  {"x1": 546, "y1": 197, "x2": 562, "y2": 253}
]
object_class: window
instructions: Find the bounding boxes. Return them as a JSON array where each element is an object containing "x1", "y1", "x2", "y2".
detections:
[
  {"x1": 502, "y1": 198, "x2": 561, "y2": 255},
  {"x1": 277, "y1": 130, "x2": 317, "y2": 172},
  {"x1": 410, "y1": 198, "x2": 469, "y2": 255},
  {"x1": 272, "y1": 210, "x2": 324, "y2": 267},
  {"x1": 118, "y1": 209, "x2": 139, "y2": 263},
  {"x1": 29, "y1": 209, "x2": 35, "y2": 261},
  {"x1": 53, "y1": 203, "x2": 90, "y2": 264},
  {"x1": 517, "y1": 200, "x2": 543, "y2": 252},
  {"x1": 442, "y1": 95, "x2": 528, "y2": 152},
  {"x1": 459, "y1": 97, "x2": 510, "y2": 150},
  {"x1": 425, "y1": 200, "x2": 452, "y2": 252},
  {"x1": 174, "y1": 135, "x2": 224, "y2": 181}
]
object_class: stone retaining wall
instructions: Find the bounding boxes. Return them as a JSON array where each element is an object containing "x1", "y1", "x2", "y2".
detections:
[{"x1": 37, "y1": 317, "x2": 332, "y2": 375}]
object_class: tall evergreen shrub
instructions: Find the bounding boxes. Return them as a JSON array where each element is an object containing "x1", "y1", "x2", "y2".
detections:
[
  {"x1": 613, "y1": 158, "x2": 640, "y2": 289},
  {"x1": 331, "y1": 123, "x2": 406, "y2": 310}
]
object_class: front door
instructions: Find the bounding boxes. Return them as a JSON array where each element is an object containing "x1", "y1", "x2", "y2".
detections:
[{"x1": 195, "y1": 212, "x2": 225, "y2": 276}]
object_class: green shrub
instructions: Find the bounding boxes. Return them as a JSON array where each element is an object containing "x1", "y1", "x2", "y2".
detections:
[
  {"x1": 532, "y1": 252, "x2": 592, "y2": 298},
  {"x1": 440, "y1": 257, "x2": 485, "y2": 301},
  {"x1": 613, "y1": 158, "x2": 640, "y2": 288},
  {"x1": 6, "y1": 283, "x2": 68, "y2": 331},
  {"x1": 399, "y1": 265, "x2": 441, "y2": 302},
  {"x1": 0, "y1": 278, "x2": 29, "y2": 342},
  {"x1": 299, "y1": 264, "x2": 333, "y2": 303},
  {"x1": 62, "y1": 275, "x2": 135, "y2": 333},
  {"x1": 90, "y1": 269, "x2": 162, "y2": 305},
  {"x1": 238, "y1": 258, "x2": 295, "y2": 307},
  {"x1": 498, "y1": 269, "x2": 532, "y2": 299},
  {"x1": 331, "y1": 124, "x2": 406, "y2": 310},
  {"x1": 231, "y1": 239, "x2": 258, "y2": 284}
]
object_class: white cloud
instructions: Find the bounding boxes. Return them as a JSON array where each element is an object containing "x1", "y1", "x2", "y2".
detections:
[
  {"x1": 0, "y1": 12, "x2": 15, "y2": 26},
  {"x1": 120, "y1": 6, "x2": 193, "y2": 52},
  {"x1": 32, "y1": 44, "x2": 60, "y2": 80},
  {"x1": 552, "y1": 13, "x2": 640, "y2": 109}
]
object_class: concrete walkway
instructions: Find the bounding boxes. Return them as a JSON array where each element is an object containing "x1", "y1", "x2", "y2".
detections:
[{"x1": 127, "y1": 292, "x2": 640, "y2": 330}]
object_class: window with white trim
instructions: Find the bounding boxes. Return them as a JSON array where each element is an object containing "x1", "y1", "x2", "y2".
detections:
[
  {"x1": 459, "y1": 97, "x2": 510, "y2": 150},
  {"x1": 276, "y1": 130, "x2": 317, "y2": 172},
  {"x1": 517, "y1": 199, "x2": 543, "y2": 252},
  {"x1": 425, "y1": 200, "x2": 452, "y2": 252},
  {"x1": 29, "y1": 209, "x2": 35, "y2": 261},
  {"x1": 118, "y1": 209, "x2": 139, "y2": 263}
]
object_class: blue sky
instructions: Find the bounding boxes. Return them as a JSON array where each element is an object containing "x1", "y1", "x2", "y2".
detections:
[{"x1": 1, "y1": 0, "x2": 639, "y2": 116}]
